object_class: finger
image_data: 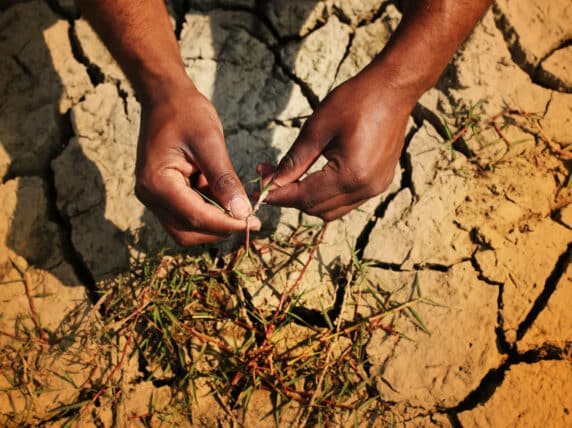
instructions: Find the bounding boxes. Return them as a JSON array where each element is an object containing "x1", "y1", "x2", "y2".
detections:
[
  {"x1": 162, "y1": 221, "x2": 230, "y2": 246},
  {"x1": 154, "y1": 204, "x2": 259, "y2": 247},
  {"x1": 266, "y1": 159, "x2": 377, "y2": 216},
  {"x1": 150, "y1": 204, "x2": 230, "y2": 246},
  {"x1": 191, "y1": 134, "x2": 252, "y2": 220},
  {"x1": 267, "y1": 170, "x2": 366, "y2": 220},
  {"x1": 265, "y1": 167, "x2": 356, "y2": 214},
  {"x1": 149, "y1": 169, "x2": 261, "y2": 233},
  {"x1": 272, "y1": 115, "x2": 333, "y2": 188}
]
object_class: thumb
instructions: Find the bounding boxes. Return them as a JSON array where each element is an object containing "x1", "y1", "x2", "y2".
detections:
[
  {"x1": 273, "y1": 115, "x2": 332, "y2": 188},
  {"x1": 194, "y1": 138, "x2": 252, "y2": 220}
]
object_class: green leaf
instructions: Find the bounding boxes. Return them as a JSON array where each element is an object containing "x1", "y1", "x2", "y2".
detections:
[
  {"x1": 413, "y1": 273, "x2": 422, "y2": 298},
  {"x1": 320, "y1": 300, "x2": 334, "y2": 330},
  {"x1": 408, "y1": 307, "x2": 430, "y2": 334},
  {"x1": 442, "y1": 118, "x2": 453, "y2": 140},
  {"x1": 195, "y1": 189, "x2": 225, "y2": 212}
]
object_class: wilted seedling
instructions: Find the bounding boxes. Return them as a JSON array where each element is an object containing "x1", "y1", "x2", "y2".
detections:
[
  {"x1": 31, "y1": 218, "x2": 429, "y2": 426},
  {"x1": 1, "y1": 184, "x2": 435, "y2": 427},
  {"x1": 442, "y1": 99, "x2": 572, "y2": 174}
]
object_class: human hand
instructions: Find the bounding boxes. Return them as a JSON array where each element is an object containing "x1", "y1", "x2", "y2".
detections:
[
  {"x1": 258, "y1": 71, "x2": 414, "y2": 222},
  {"x1": 135, "y1": 82, "x2": 260, "y2": 246}
]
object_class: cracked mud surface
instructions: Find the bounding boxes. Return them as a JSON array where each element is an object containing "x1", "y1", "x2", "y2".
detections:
[{"x1": 1, "y1": 0, "x2": 571, "y2": 426}]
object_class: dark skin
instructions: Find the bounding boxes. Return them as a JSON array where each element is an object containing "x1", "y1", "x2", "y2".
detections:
[{"x1": 76, "y1": 0, "x2": 492, "y2": 246}]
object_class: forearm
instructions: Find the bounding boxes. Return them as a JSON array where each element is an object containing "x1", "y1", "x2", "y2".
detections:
[
  {"x1": 367, "y1": 0, "x2": 492, "y2": 104},
  {"x1": 75, "y1": 0, "x2": 191, "y2": 104}
]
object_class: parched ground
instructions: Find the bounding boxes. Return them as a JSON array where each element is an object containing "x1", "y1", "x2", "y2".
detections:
[{"x1": 1, "y1": 0, "x2": 571, "y2": 427}]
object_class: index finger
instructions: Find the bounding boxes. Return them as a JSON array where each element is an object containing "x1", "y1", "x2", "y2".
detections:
[
  {"x1": 264, "y1": 166, "x2": 356, "y2": 215},
  {"x1": 150, "y1": 169, "x2": 261, "y2": 233}
]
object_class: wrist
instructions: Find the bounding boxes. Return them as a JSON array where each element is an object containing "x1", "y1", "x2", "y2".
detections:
[
  {"x1": 363, "y1": 0, "x2": 492, "y2": 105},
  {"x1": 135, "y1": 66, "x2": 197, "y2": 108},
  {"x1": 364, "y1": 50, "x2": 439, "y2": 109},
  {"x1": 349, "y1": 60, "x2": 423, "y2": 118}
]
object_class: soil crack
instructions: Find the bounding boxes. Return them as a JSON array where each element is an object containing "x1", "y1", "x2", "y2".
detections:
[
  {"x1": 470, "y1": 250, "x2": 504, "y2": 286},
  {"x1": 515, "y1": 242, "x2": 572, "y2": 341},
  {"x1": 195, "y1": 5, "x2": 320, "y2": 109},
  {"x1": 354, "y1": 191, "x2": 402, "y2": 261},
  {"x1": 330, "y1": 32, "x2": 355, "y2": 91},
  {"x1": 447, "y1": 340, "x2": 571, "y2": 423},
  {"x1": 68, "y1": 21, "x2": 105, "y2": 87},
  {"x1": 399, "y1": 123, "x2": 418, "y2": 197},
  {"x1": 172, "y1": 0, "x2": 190, "y2": 40},
  {"x1": 411, "y1": 102, "x2": 475, "y2": 159},
  {"x1": 47, "y1": 152, "x2": 99, "y2": 306},
  {"x1": 354, "y1": 0, "x2": 395, "y2": 29},
  {"x1": 552, "y1": 207, "x2": 572, "y2": 231},
  {"x1": 491, "y1": 4, "x2": 572, "y2": 93},
  {"x1": 354, "y1": 122, "x2": 419, "y2": 259},
  {"x1": 10, "y1": 53, "x2": 33, "y2": 78},
  {"x1": 273, "y1": 47, "x2": 320, "y2": 108},
  {"x1": 447, "y1": 247, "x2": 572, "y2": 422},
  {"x1": 45, "y1": 0, "x2": 76, "y2": 20}
]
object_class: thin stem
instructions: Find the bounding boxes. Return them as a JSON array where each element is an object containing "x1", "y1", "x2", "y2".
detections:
[
  {"x1": 276, "y1": 224, "x2": 329, "y2": 315},
  {"x1": 82, "y1": 331, "x2": 135, "y2": 414},
  {"x1": 10, "y1": 260, "x2": 48, "y2": 344}
]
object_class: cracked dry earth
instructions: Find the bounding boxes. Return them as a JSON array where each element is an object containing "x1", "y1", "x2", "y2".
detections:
[{"x1": 1, "y1": 0, "x2": 571, "y2": 427}]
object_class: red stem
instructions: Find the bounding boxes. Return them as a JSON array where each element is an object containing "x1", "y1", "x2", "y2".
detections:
[{"x1": 276, "y1": 224, "x2": 329, "y2": 315}]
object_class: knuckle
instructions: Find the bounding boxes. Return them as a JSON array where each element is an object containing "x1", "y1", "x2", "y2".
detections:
[
  {"x1": 187, "y1": 217, "x2": 203, "y2": 231},
  {"x1": 278, "y1": 152, "x2": 298, "y2": 174},
  {"x1": 213, "y1": 170, "x2": 239, "y2": 196},
  {"x1": 341, "y1": 165, "x2": 372, "y2": 192},
  {"x1": 199, "y1": 126, "x2": 224, "y2": 144},
  {"x1": 136, "y1": 169, "x2": 162, "y2": 197},
  {"x1": 301, "y1": 195, "x2": 318, "y2": 213}
]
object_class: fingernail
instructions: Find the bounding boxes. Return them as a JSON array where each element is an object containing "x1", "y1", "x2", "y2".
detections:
[{"x1": 229, "y1": 196, "x2": 252, "y2": 219}]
